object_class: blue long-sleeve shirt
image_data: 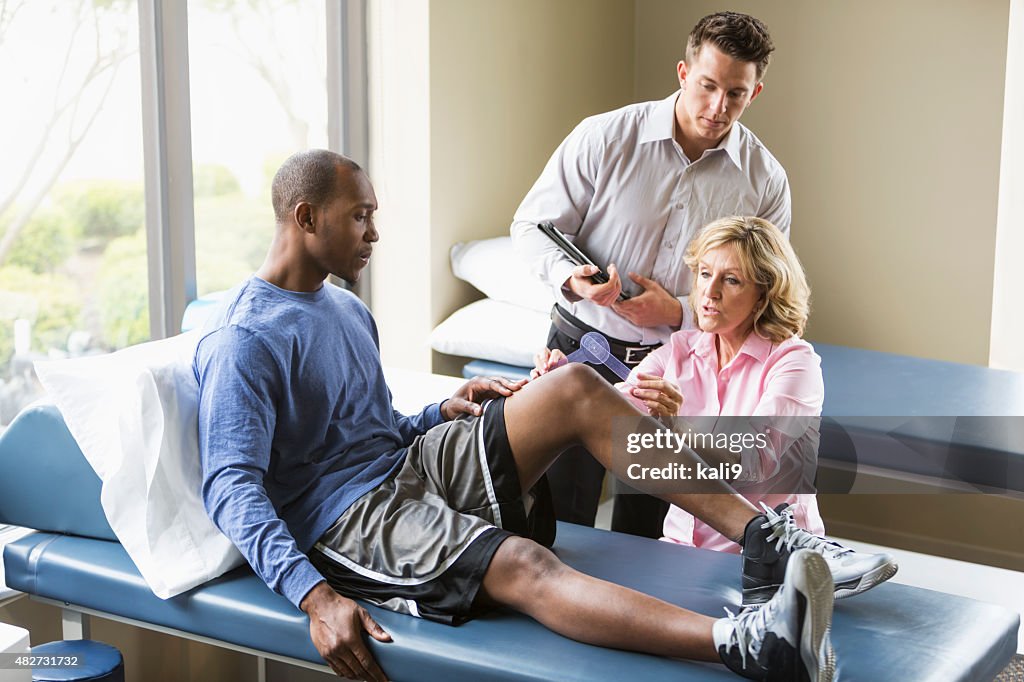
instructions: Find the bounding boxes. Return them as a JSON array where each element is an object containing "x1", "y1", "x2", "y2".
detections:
[{"x1": 194, "y1": 277, "x2": 444, "y2": 607}]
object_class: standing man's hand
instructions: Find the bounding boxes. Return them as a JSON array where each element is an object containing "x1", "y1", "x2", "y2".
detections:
[
  {"x1": 302, "y1": 582, "x2": 391, "y2": 681},
  {"x1": 564, "y1": 263, "x2": 622, "y2": 307},
  {"x1": 612, "y1": 272, "x2": 683, "y2": 327}
]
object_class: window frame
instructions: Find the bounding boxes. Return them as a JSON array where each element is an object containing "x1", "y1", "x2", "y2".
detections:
[{"x1": 138, "y1": 0, "x2": 369, "y2": 339}]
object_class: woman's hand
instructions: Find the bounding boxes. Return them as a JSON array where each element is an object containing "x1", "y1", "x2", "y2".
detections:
[
  {"x1": 629, "y1": 372, "x2": 683, "y2": 417},
  {"x1": 530, "y1": 347, "x2": 568, "y2": 380}
]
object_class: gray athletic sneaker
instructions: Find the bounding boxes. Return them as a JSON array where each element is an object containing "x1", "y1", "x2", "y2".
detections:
[
  {"x1": 715, "y1": 549, "x2": 836, "y2": 682},
  {"x1": 742, "y1": 503, "x2": 899, "y2": 606}
]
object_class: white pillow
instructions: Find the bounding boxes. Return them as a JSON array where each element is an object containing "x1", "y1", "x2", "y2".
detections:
[
  {"x1": 34, "y1": 331, "x2": 244, "y2": 599},
  {"x1": 451, "y1": 237, "x2": 554, "y2": 313},
  {"x1": 429, "y1": 299, "x2": 549, "y2": 367}
]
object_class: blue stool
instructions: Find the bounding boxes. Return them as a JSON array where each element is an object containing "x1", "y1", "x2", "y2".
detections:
[{"x1": 29, "y1": 640, "x2": 123, "y2": 682}]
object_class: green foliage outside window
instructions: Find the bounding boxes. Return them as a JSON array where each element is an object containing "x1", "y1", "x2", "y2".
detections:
[
  {"x1": 193, "y1": 163, "x2": 242, "y2": 198},
  {"x1": 97, "y1": 230, "x2": 149, "y2": 349},
  {"x1": 0, "y1": 168, "x2": 275, "y2": 369},
  {"x1": 1, "y1": 209, "x2": 78, "y2": 274},
  {"x1": 0, "y1": 266, "x2": 82, "y2": 362},
  {"x1": 195, "y1": 192, "x2": 273, "y2": 295},
  {"x1": 55, "y1": 180, "x2": 145, "y2": 242}
]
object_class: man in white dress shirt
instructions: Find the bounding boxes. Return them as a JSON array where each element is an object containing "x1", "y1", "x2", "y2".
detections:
[{"x1": 510, "y1": 11, "x2": 790, "y2": 537}]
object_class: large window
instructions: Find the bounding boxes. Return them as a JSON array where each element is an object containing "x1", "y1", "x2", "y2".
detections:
[
  {"x1": 188, "y1": 0, "x2": 329, "y2": 295},
  {"x1": 0, "y1": 0, "x2": 146, "y2": 425},
  {"x1": 0, "y1": 0, "x2": 366, "y2": 429}
]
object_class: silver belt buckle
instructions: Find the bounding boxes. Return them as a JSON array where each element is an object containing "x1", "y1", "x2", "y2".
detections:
[{"x1": 623, "y1": 346, "x2": 648, "y2": 365}]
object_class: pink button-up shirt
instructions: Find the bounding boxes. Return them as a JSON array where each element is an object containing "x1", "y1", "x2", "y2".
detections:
[{"x1": 620, "y1": 329, "x2": 825, "y2": 553}]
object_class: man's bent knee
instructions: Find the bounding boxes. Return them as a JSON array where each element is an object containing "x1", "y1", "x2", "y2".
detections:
[
  {"x1": 558, "y1": 362, "x2": 605, "y2": 389},
  {"x1": 558, "y1": 362, "x2": 633, "y2": 423},
  {"x1": 484, "y1": 537, "x2": 567, "y2": 608},
  {"x1": 496, "y1": 536, "x2": 564, "y2": 582},
  {"x1": 554, "y1": 363, "x2": 618, "y2": 407}
]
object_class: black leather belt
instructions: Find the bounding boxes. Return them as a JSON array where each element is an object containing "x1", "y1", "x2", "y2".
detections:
[{"x1": 550, "y1": 305, "x2": 661, "y2": 366}]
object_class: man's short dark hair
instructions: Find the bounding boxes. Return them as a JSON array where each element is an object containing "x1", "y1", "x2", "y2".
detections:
[
  {"x1": 686, "y1": 12, "x2": 775, "y2": 81},
  {"x1": 271, "y1": 149, "x2": 363, "y2": 223}
]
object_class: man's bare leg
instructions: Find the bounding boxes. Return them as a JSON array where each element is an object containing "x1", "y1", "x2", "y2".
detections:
[
  {"x1": 469, "y1": 364, "x2": 842, "y2": 678},
  {"x1": 478, "y1": 536, "x2": 837, "y2": 680},
  {"x1": 503, "y1": 363, "x2": 759, "y2": 541},
  {"x1": 480, "y1": 536, "x2": 719, "y2": 661},
  {"x1": 497, "y1": 362, "x2": 893, "y2": 619}
]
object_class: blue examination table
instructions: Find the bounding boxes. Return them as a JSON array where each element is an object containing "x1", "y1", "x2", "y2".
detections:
[{"x1": 0, "y1": 399, "x2": 1019, "y2": 680}]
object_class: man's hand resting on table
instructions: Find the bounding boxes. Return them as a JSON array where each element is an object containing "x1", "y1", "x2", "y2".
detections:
[
  {"x1": 302, "y1": 581, "x2": 392, "y2": 681},
  {"x1": 440, "y1": 375, "x2": 527, "y2": 420}
]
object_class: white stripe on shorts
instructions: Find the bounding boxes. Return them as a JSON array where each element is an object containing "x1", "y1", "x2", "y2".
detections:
[
  {"x1": 475, "y1": 399, "x2": 503, "y2": 528},
  {"x1": 313, "y1": 524, "x2": 493, "y2": 587}
]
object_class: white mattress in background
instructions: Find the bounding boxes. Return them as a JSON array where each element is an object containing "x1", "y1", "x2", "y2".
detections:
[
  {"x1": 383, "y1": 366, "x2": 465, "y2": 415},
  {"x1": 429, "y1": 299, "x2": 548, "y2": 367}
]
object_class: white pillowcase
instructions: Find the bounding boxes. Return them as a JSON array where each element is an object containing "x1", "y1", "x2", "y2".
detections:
[
  {"x1": 429, "y1": 299, "x2": 548, "y2": 367},
  {"x1": 450, "y1": 237, "x2": 554, "y2": 313},
  {"x1": 34, "y1": 331, "x2": 244, "y2": 599}
]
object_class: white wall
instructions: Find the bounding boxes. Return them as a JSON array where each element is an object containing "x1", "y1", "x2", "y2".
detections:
[
  {"x1": 635, "y1": 0, "x2": 1011, "y2": 366},
  {"x1": 372, "y1": 1, "x2": 1015, "y2": 370},
  {"x1": 367, "y1": 0, "x2": 434, "y2": 371},
  {"x1": 990, "y1": 0, "x2": 1024, "y2": 371},
  {"x1": 369, "y1": 0, "x2": 634, "y2": 374}
]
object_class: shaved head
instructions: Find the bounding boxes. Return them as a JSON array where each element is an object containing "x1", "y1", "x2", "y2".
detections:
[{"x1": 271, "y1": 149, "x2": 363, "y2": 223}]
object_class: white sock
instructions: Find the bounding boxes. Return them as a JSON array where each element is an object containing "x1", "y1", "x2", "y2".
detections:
[{"x1": 711, "y1": 615, "x2": 734, "y2": 652}]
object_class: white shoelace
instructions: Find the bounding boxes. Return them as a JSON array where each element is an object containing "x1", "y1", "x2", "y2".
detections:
[
  {"x1": 759, "y1": 502, "x2": 852, "y2": 559},
  {"x1": 722, "y1": 598, "x2": 778, "y2": 669}
]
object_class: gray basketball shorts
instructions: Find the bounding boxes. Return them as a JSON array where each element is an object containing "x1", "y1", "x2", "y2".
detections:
[{"x1": 309, "y1": 397, "x2": 554, "y2": 624}]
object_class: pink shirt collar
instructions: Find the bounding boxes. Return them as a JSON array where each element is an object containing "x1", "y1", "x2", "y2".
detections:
[{"x1": 690, "y1": 330, "x2": 773, "y2": 370}]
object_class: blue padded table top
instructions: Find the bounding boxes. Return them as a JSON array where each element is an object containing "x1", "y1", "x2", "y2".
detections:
[
  {"x1": 464, "y1": 343, "x2": 1024, "y2": 417},
  {"x1": 811, "y1": 344, "x2": 1024, "y2": 492},
  {"x1": 464, "y1": 359, "x2": 530, "y2": 382},
  {"x1": 813, "y1": 343, "x2": 1024, "y2": 417},
  {"x1": 4, "y1": 524, "x2": 1018, "y2": 682}
]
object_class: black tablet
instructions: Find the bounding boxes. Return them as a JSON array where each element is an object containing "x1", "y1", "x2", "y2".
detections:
[{"x1": 536, "y1": 222, "x2": 630, "y2": 300}]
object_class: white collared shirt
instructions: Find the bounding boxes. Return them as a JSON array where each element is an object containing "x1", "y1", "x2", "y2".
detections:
[{"x1": 510, "y1": 91, "x2": 790, "y2": 345}]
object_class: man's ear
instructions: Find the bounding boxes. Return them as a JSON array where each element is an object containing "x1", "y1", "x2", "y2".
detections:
[
  {"x1": 677, "y1": 60, "x2": 688, "y2": 89},
  {"x1": 294, "y1": 202, "x2": 315, "y2": 233},
  {"x1": 748, "y1": 81, "x2": 764, "y2": 105}
]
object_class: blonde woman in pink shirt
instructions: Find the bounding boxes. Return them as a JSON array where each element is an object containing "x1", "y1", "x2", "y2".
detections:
[{"x1": 535, "y1": 216, "x2": 825, "y2": 553}]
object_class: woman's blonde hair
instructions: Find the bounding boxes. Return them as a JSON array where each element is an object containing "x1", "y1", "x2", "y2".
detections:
[{"x1": 683, "y1": 216, "x2": 810, "y2": 342}]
